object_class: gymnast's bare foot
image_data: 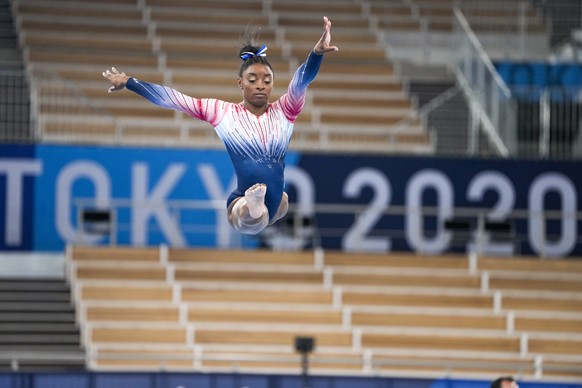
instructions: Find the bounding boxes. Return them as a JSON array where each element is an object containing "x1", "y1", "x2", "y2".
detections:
[{"x1": 245, "y1": 183, "x2": 267, "y2": 218}]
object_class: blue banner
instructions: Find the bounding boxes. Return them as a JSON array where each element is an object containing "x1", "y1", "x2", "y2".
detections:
[
  {"x1": 0, "y1": 144, "x2": 580, "y2": 256},
  {"x1": 292, "y1": 154, "x2": 581, "y2": 256},
  {"x1": 33, "y1": 144, "x2": 268, "y2": 250},
  {"x1": 0, "y1": 144, "x2": 37, "y2": 251}
]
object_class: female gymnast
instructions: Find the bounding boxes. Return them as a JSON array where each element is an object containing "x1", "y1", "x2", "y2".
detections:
[{"x1": 103, "y1": 16, "x2": 338, "y2": 235}]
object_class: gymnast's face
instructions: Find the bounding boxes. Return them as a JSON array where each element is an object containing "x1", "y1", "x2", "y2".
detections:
[{"x1": 238, "y1": 63, "x2": 274, "y2": 111}]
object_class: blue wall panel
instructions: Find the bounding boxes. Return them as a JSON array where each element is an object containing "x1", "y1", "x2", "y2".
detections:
[
  {"x1": 0, "y1": 373, "x2": 580, "y2": 388},
  {"x1": 495, "y1": 61, "x2": 582, "y2": 87}
]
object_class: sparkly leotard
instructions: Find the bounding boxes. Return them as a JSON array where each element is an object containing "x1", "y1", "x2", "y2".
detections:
[{"x1": 126, "y1": 51, "x2": 323, "y2": 221}]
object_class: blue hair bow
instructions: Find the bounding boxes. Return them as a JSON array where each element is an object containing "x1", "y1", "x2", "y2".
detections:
[{"x1": 240, "y1": 44, "x2": 268, "y2": 61}]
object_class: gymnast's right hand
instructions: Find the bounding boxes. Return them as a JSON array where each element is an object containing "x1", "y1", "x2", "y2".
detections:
[{"x1": 102, "y1": 67, "x2": 129, "y2": 93}]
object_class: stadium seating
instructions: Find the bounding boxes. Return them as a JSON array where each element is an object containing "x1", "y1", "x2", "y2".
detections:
[
  {"x1": 7, "y1": 0, "x2": 579, "y2": 381},
  {"x1": 13, "y1": 0, "x2": 432, "y2": 153},
  {"x1": 66, "y1": 245, "x2": 582, "y2": 379},
  {"x1": 0, "y1": 278, "x2": 85, "y2": 371}
]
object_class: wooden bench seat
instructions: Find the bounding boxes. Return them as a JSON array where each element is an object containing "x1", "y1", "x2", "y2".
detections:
[
  {"x1": 42, "y1": 121, "x2": 117, "y2": 137},
  {"x1": 278, "y1": 15, "x2": 369, "y2": 29},
  {"x1": 154, "y1": 25, "x2": 276, "y2": 41},
  {"x1": 71, "y1": 246, "x2": 160, "y2": 262},
  {"x1": 91, "y1": 326, "x2": 187, "y2": 344},
  {"x1": 343, "y1": 291, "x2": 493, "y2": 310},
  {"x1": 16, "y1": 4, "x2": 142, "y2": 21},
  {"x1": 55, "y1": 69, "x2": 164, "y2": 85},
  {"x1": 35, "y1": 0, "x2": 137, "y2": 5},
  {"x1": 165, "y1": 57, "x2": 289, "y2": 72},
  {"x1": 150, "y1": 10, "x2": 269, "y2": 26},
  {"x1": 479, "y1": 256, "x2": 582, "y2": 273},
  {"x1": 319, "y1": 111, "x2": 417, "y2": 126},
  {"x1": 195, "y1": 328, "x2": 352, "y2": 348},
  {"x1": 75, "y1": 265, "x2": 167, "y2": 282},
  {"x1": 271, "y1": 2, "x2": 362, "y2": 15},
  {"x1": 352, "y1": 310, "x2": 506, "y2": 331},
  {"x1": 202, "y1": 350, "x2": 363, "y2": 371},
  {"x1": 23, "y1": 33, "x2": 152, "y2": 55},
  {"x1": 489, "y1": 276, "x2": 582, "y2": 293},
  {"x1": 529, "y1": 337, "x2": 582, "y2": 356},
  {"x1": 324, "y1": 251, "x2": 470, "y2": 270},
  {"x1": 372, "y1": 353, "x2": 537, "y2": 375},
  {"x1": 94, "y1": 346, "x2": 365, "y2": 371},
  {"x1": 310, "y1": 78, "x2": 403, "y2": 93},
  {"x1": 503, "y1": 296, "x2": 582, "y2": 313},
  {"x1": 316, "y1": 61, "x2": 395, "y2": 76},
  {"x1": 159, "y1": 39, "x2": 283, "y2": 58},
  {"x1": 543, "y1": 359, "x2": 582, "y2": 378},
  {"x1": 93, "y1": 347, "x2": 194, "y2": 368},
  {"x1": 104, "y1": 105, "x2": 176, "y2": 119},
  {"x1": 20, "y1": 19, "x2": 148, "y2": 37},
  {"x1": 28, "y1": 51, "x2": 158, "y2": 68},
  {"x1": 81, "y1": 285, "x2": 173, "y2": 302},
  {"x1": 333, "y1": 271, "x2": 480, "y2": 290},
  {"x1": 86, "y1": 305, "x2": 180, "y2": 323},
  {"x1": 169, "y1": 73, "x2": 291, "y2": 89},
  {"x1": 174, "y1": 267, "x2": 322, "y2": 285},
  {"x1": 169, "y1": 249, "x2": 315, "y2": 266},
  {"x1": 315, "y1": 132, "x2": 430, "y2": 151},
  {"x1": 146, "y1": 0, "x2": 263, "y2": 12},
  {"x1": 290, "y1": 45, "x2": 386, "y2": 61},
  {"x1": 362, "y1": 331, "x2": 520, "y2": 353},
  {"x1": 377, "y1": 19, "x2": 422, "y2": 32},
  {"x1": 188, "y1": 307, "x2": 342, "y2": 326},
  {"x1": 313, "y1": 95, "x2": 411, "y2": 109},
  {"x1": 370, "y1": 4, "x2": 416, "y2": 17},
  {"x1": 515, "y1": 316, "x2": 582, "y2": 334},
  {"x1": 180, "y1": 288, "x2": 332, "y2": 305},
  {"x1": 285, "y1": 30, "x2": 378, "y2": 45}
]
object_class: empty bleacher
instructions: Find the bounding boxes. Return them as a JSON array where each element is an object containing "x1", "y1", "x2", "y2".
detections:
[
  {"x1": 66, "y1": 245, "x2": 582, "y2": 379},
  {"x1": 12, "y1": 0, "x2": 434, "y2": 153},
  {"x1": 369, "y1": 0, "x2": 549, "y2": 63},
  {"x1": 0, "y1": 278, "x2": 85, "y2": 371}
]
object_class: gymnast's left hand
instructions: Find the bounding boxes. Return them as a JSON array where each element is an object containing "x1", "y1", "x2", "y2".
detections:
[
  {"x1": 102, "y1": 67, "x2": 129, "y2": 93},
  {"x1": 313, "y1": 16, "x2": 339, "y2": 55}
]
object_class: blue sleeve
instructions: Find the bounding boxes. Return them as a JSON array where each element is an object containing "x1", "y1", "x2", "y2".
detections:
[
  {"x1": 281, "y1": 51, "x2": 324, "y2": 119},
  {"x1": 125, "y1": 77, "x2": 202, "y2": 117},
  {"x1": 290, "y1": 51, "x2": 323, "y2": 95}
]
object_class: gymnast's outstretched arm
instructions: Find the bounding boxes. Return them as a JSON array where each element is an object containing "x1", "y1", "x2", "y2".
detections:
[
  {"x1": 281, "y1": 16, "x2": 339, "y2": 120},
  {"x1": 102, "y1": 67, "x2": 221, "y2": 122}
]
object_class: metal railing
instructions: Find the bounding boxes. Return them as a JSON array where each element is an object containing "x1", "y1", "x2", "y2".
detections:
[
  {"x1": 372, "y1": 0, "x2": 549, "y2": 64},
  {"x1": 0, "y1": 70, "x2": 34, "y2": 143},
  {"x1": 511, "y1": 85, "x2": 582, "y2": 159},
  {"x1": 73, "y1": 197, "x2": 582, "y2": 258},
  {"x1": 452, "y1": 8, "x2": 582, "y2": 159},
  {"x1": 453, "y1": 8, "x2": 518, "y2": 157}
]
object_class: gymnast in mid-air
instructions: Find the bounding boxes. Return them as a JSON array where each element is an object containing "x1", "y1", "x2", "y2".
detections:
[{"x1": 103, "y1": 16, "x2": 338, "y2": 235}]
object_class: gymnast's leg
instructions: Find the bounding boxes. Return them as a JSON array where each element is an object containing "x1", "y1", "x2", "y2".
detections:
[
  {"x1": 227, "y1": 183, "x2": 270, "y2": 235},
  {"x1": 269, "y1": 192, "x2": 288, "y2": 226},
  {"x1": 227, "y1": 185, "x2": 289, "y2": 234}
]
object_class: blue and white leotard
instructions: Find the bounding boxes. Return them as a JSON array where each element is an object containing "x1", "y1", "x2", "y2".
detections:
[{"x1": 126, "y1": 51, "x2": 323, "y2": 221}]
